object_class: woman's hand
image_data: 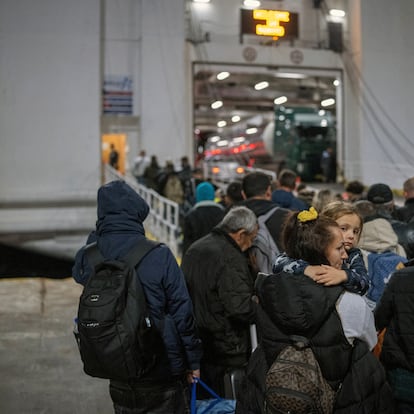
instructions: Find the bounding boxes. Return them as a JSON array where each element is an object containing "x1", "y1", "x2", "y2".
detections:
[{"x1": 305, "y1": 265, "x2": 347, "y2": 286}]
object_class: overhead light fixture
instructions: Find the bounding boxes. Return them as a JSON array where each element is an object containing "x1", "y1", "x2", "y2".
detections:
[
  {"x1": 209, "y1": 136, "x2": 220, "y2": 143},
  {"x1": 211, "y1": 100, "x2": 223, "y2": 109},
  {"x1": 329, "y1": 9, "x2": 346, "y2": 17},
  {"x1": 274, "y1": 96, "x2": 288, "y2": 105},
  {"x1": 233, "y1": 136, "x2": 245, "y2": 143},
  {"x1": 333, "y1": 79, "x2": 340, "y2": 86},
  {"x1": 246, "y1": 127, "x2": 258, "y2": 135},
  {"x1": 217, "y1": 71, "x2": 230, "y2": 81},
  {"x1": 275, "y1": 72, "x2": 307, "y2": 79},
  {"x1": 232, "y1": 115, "x2": 241, "y2": 122},
  {"x1": 217, "y1": 120, "x2": 227, "y2": 127},
  {"x1": 217, "y1": 139, "x2": 229, "y2": 146},
  {"x1": 193, "y1": 0, "x2": 211, "y2": 3},
  {"x1": 254, "y1": 81, "x2": 269, "y2": 91},
  {"x1": 243, "y1": 0, "x2": 261, "y2": 8},
  {"x1": 321, "y1": 98, "x2": 335, "y2": 107}
]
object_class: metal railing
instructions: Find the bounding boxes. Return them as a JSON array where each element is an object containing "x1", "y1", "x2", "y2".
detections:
[
  {"x1": 104, "y1": 163, "x2": 277, "y2": 258},
  {"x1": 104, "y1": 165, "x2": 181, "y2": 257}
]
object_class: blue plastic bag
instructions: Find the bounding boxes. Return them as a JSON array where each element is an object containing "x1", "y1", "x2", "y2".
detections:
[{"x1": 190, "y1": 378, "x2": 236, "y2": 414}]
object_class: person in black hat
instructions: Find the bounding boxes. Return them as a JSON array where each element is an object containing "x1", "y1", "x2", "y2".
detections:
[{"x1": 367, "y1": 183, "x2": 394, "y2": 206}]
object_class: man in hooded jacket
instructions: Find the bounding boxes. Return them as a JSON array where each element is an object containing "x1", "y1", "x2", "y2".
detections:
[{"x1": 73, "y1": 180, "x2": 202, "y2": 413}]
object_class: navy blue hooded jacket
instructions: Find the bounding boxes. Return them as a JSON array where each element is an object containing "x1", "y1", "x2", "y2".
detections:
[
  {"x1": 271, "y1": 189, "x2": 307, "y2": 211},
  {"x1": 73, "y1": 180, "x2": 202, "y2": 379}
]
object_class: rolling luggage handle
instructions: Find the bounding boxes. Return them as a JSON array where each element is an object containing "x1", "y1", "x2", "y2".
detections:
[
  {"x1": 250, "y1": 324, "x2": 258, "y2": 352},
  {"x1": 190, "y1": 377, "x2": 235, "y2": 414}
]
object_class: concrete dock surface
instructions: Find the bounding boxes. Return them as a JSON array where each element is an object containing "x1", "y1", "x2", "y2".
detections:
[{"x1": 0, "y1": 277, "x2": 113, "y2": 413}]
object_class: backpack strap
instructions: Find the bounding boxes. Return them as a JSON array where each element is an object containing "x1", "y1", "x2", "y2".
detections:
[
  {"x1": 260, "y1": 206, "x2": 280, "y2": 223},
  {"x1": 123, "y1": 239, "x2": 161, "y2": 268},
  {"x1": 124, "y1": 239, "x2": 162, "y2": 326},
  {"x1": 84, "y1": 242, "x2": 104, "y2": 268},
  {"x1": 84, "y1": 239, "x2": 161, "y2": 269},
  {"x1": 288, "y1": 335, "x2": 310, "y2": 350},
  {"x1": 259, "y1": 206, "x2": 288, "y2": 250}
]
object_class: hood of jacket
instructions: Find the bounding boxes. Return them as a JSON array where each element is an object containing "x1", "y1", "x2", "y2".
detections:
[
  {"x1": 96, "y1": 180, "x2": 149, "y2": 236},
  {"x1": 73, "y1": 180, "x2": 149, "y2": 285},
  {"x1": 359, "y1": 217, "x2": 401, "y2": 253}
]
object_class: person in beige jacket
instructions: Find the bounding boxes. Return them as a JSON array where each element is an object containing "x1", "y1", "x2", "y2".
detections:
[{"x1": 355, "y1": 199, "x2": 406, "y2": 309}]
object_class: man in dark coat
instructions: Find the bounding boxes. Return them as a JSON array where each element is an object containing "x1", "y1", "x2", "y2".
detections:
[
  {"x1": 109, "y1": 143, "x2": 119, "y2": 170},
  {"x1": 271, "y1": 168, "x2": 307, "y2": 211},
  {"x1": 72, "y1": 180, "x2": 202, "y2": 413},
  {"x1": 240, "y1": 172, "x2": 290, "y2": 275},
  {"x1": 181, "y1": 206, "x2": 258, "y2": 398},
  {"x1": 182, "y1": 181, "x2": 225, "y2": 254},
  {"x1": 241, "y1": 172, "x2": 289, "y2": 250},
  {"x1": 375, "y1": 260, "x2": 414, "y2": 413}
]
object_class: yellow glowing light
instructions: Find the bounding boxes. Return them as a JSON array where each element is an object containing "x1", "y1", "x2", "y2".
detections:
[{"x1": 253, "y1": 10, "x2": 290, "y2": 37}]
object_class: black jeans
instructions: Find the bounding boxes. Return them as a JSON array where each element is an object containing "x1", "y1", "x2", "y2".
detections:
[
  {"x1": 397, "y1": 401, "x2": 414, "y2": 414},
  {"x1": 110, "y1": 378, "x2": 189, "y2": 414}
]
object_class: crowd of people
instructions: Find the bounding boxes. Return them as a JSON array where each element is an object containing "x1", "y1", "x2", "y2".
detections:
[
  {"x1": 73, "y1": 156, "x2": 414, "y2": 413},
  {"x1": 131, "y1": 152, "x2": 199, "y2": 207}
]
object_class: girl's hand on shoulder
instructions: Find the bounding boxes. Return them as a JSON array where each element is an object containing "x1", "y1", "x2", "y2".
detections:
[
  {"x1": 312, "y1": 265, "x2": 347, "y2": 286},
  {"x1": 304, "y1": 265, "x2": 326, "y2": 280}
]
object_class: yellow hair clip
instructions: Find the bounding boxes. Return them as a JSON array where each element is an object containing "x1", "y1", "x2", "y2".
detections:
[{"x1": 297, "y1": 207, "x2": 318, "y2": 223}]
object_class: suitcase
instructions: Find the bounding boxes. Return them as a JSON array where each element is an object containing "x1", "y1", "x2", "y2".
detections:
[
  {"x1": 223, "y1": 324, "x2": 257, "y2": 400},
  {"x1": 223, "y1": 367, "x2": 245, "y2": 400}
]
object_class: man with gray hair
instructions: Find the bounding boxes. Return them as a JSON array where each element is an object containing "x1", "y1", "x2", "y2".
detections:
[{"x1": 181, "y1": 206, "x2": 258, "y2": 398}]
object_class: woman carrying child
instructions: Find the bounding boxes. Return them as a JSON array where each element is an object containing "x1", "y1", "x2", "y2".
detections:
[
  {"x1": 273, "y1": 200, "x2": 369, "y2": 295},
  {"x1": 236, "y1": 207, "x2": 393, "y2": 414}
]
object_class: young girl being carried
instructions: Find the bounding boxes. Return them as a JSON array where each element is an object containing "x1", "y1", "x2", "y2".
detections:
[{"x1": 273, "y1": 201, "x2": 369, "y2": 295}]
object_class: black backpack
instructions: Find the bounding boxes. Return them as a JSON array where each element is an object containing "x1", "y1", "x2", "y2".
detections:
[
  {"x1": 264, "y1": 336, "x2": 336, "y2": 414},
  {"x1": 76, "y1": 239, "x2": 165, "y2": 381}
]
